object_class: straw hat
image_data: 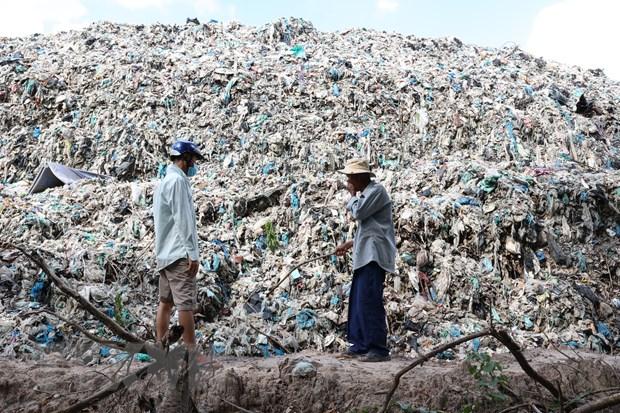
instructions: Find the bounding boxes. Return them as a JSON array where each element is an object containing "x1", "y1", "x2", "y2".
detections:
[{"x1": 338, "y1": 158, "x2": 375, "y2": 177}]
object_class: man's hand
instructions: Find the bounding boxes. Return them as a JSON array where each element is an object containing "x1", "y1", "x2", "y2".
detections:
[
  {"x1": 188, "y1": 260, "x2": 199, "y2": 277},
  {"x1": 335, "y1": 240, "x2": 354, "y2": 256},
  {"x1": 346, "y1": 182, "x2": 356, "y2": 196}
]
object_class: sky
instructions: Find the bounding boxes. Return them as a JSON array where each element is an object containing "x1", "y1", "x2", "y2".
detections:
[{"x1": 0, "y1": 0, "x2": 619, "y2": 80}]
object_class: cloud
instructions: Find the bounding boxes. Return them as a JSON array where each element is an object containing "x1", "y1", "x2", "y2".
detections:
[
  {"x1": 526, "y1": 0, "x2": 620, "y2": 80},
  {"x1": 376, "y1": 0, "x2": 399, "y2": 13},
  {"x1": 0, "y1": 0, "x2": 88, "y2": 37},
  {"x1": 114, "y1": 0, "x2": 173, "y2": 9}
]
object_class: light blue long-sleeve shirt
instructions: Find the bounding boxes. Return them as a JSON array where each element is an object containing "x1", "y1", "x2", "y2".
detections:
[
  {"x1": 347, "y1": 181, "x2": 397, "y2": 273},
  {"x1": 153, "y1": 164, "x2": 199, "y2": 271}
]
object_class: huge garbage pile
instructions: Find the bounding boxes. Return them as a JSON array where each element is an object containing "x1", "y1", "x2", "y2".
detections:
[{"x1": 1, "y1": 18, "x2": 619, "y2": 362}]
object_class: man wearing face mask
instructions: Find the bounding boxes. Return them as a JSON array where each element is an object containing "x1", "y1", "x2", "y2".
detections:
[
  {"x1": 153, "y1": 140, "x2": 203, "y2": 350},
  {"x1": 335, "y1": 158, "x2": 396, "y2": 362}
]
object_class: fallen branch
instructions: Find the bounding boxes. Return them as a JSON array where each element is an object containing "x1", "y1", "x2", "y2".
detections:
[
  {"x1": 571, "y1": 393, "x2": 620, "y2": 413},
  {"x1": 564, "y1": 387, "x2": 620, "y2": 409},
  {"x1": 5, "y1": 242, "x2": 164, "y2": 358},
  {"x1": 8, "y1": 243, "x2": 139, "y2": 343},
  {"x1": 381, "y1": 329, "x2": 491, "y2": 413},
  {"x1": 27, "y1": 308, "x2": 125, "y2": 351},
  {"x1": 492, "y1": 329, "x2": 563, "y2": 402},
  {"x1": 55, "y1": 347, "x2": 185, "y2": 413},
  {"x1": 1, "y1": 242, "x2": 200, "y2": 411}
]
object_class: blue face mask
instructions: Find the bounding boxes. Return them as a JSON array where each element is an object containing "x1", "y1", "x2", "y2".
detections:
[{"x1": 187, "y1": 165, "x2": 198, "y2": 177}]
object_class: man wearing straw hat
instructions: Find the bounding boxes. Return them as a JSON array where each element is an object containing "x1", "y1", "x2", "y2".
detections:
[{"x1": 336, "y1": 158, "x2": 396, "y2": 362}]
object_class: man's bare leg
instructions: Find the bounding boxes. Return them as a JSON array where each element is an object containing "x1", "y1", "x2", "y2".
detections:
[
  {"x1": 156, "y1": 300, "x2": 173, "y2": 342},
  {"x1": 178, "y1": 310, "x2": 196, "y2": 348}
]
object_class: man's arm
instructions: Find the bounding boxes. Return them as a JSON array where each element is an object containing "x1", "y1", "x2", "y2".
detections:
[
  {"x1": 347, "y1": 185, "x2": 389, "y2": 221},
  {"x1": 335, "y1": 240, "x2": 353, "y2": 256}
]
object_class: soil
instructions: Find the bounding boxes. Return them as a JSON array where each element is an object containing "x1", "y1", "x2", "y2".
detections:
[{"x1": 1, "y1": 349, "x2": 619, "y2": 413}]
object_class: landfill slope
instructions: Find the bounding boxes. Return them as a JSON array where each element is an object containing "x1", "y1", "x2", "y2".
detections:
[{"x1": 0, "y1": 18, "x2": 619, "y2": 363}]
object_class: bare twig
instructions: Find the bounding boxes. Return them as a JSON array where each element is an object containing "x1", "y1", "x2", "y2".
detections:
[
  {"x1": 92, "y1": 370, "x2": 115, "y2": 384},
  {"x1": 218, "y1": 396, "x2": 261, "y2": 413},
  {"x1": 571, "y1": 393, "x2": 620, "y2": 413},
  {"x1": 26, "y1": 308, "x2": 125, "y2": 351},
  {"x1": 531, "y1": 404, "x2": 543, "y2": 413},
  {"x1": 497, "y1": 403, "x2": 531, "y2": 413},
  {"x1": 499, "y1": 383, "x2": 522, "y2": 404},
  {"x1": 381, "y1": 329, "x2": 491, "y2": 413},
  {"x1": 244, "y1": 319, "x2": 290, "y2": 354},
  {"x1": 543, "y1": 332, "x2": 579, "y2": 364},
  {"x1": 266, "y1": 252, "x2": 333, "y2": 296}
]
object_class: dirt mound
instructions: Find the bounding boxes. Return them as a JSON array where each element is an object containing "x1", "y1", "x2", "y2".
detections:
[{"x1": 1, "y1": 349, "x2": 619, "y2": 412}]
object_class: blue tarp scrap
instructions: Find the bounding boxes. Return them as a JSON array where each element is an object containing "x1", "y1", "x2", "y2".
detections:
[
  {"x1": 295, "y1": 309, "x2": 317, "y2": 330},
  {"x1": 481, "y1": 257, "x2": 494, "y2": 273},
  {"x1": 257, "y1": 343, "x2": 286, "y2": 358},
  {"x1": 261, "y1": 161, "x2": 275, "y2": 175},
  {"x1": 35, "y1": 323, "x2": 63, "y2": 345},
  {"x1": 331, "y1": 83, "x2": 340, "y2": 96},
  {"x1": 290, "y1": 185, "x2": 300, "y2": 210},
  {"x1": 212, "y1": 341, "x2": 226, "y2": 354},
  {"x1": 203, "y1": 254, "x2": 221, "y2": 272},
  {"x1": 30, "y1": 275, "x2": 49, "y2": 303},
  {"x1": 437, "y1": 349, "x2": 455, "y2": 360},
  {"x1": 505, "y1": 118, "x2": 519, "y2": 158},
  {"x1": 222, "y1": 77, "x2": 239, "y2": 106},
  {"x1": 211, "y1": 239, "x2": 230, "y2": 258},
  {"x1": 290, "y1": 269, "x2": 302, "y2": 281},
  {"x1": 596, "y1": 322, "x2": 612, "y2": 340},
  {"x1": 455, "y1": 196, "x2": 480, "y2": 207},
  {"x1": 100, "y1": 346, "x2": 111, "y2": 357},
  {"x1": 280, "y1": 232, "x2": 290, "y2": 246},
  {"x1": 290, "y1": 44, "x2": 306, "y2": 58},
  {"x1": 255, "y1": 235, "x2": 267, "y2": 251},
  {"x1": 576, "y1": 251, "x2": 587, "y2": 272},
  {"x1": 328, "y1": 67, "x2": 343, "y2": 81},
  {"x1": 449, "y1": 325, "x2": 461, "y2": 337}
]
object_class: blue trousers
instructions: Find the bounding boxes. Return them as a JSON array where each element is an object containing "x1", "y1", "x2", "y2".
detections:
[{"x1": 347, "y1": 261, "x2": 389, "y2": 356}]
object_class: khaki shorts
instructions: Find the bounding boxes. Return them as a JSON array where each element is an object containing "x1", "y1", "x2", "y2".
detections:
[{"x1": 159, "y1": 258, "x2": 197, "y2": 311}]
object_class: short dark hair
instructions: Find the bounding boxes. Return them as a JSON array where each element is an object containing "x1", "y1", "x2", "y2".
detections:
[{"x1": 170, "y1": 153, "x2": 193, "y2": 162}]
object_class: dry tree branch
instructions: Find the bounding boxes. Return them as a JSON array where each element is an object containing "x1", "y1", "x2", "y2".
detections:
[
  {"x1": 26, "y1": 308, "x2": 126, "y2": 351},
  {"x1": 380, "y1": 329, "x2": 492, "y2": 413},
  {"x1": 5, "y1": 242, "x2": 164, "y2": 358},
  {"x1": 1, "y1": 242, "x2": 198, "y2": 412},
  {"x1": 570, "y1": 393, "x2": 620, "y2": 413},
  {"x1": 54, "y1": 347, "x2": 185, "y2": 413},
  {"x1": 492, "y1": 329, "x2": 564, "y2": 402},
  {"x1": 564, "y1": 387, "x2": 620, "y2": 409}
]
